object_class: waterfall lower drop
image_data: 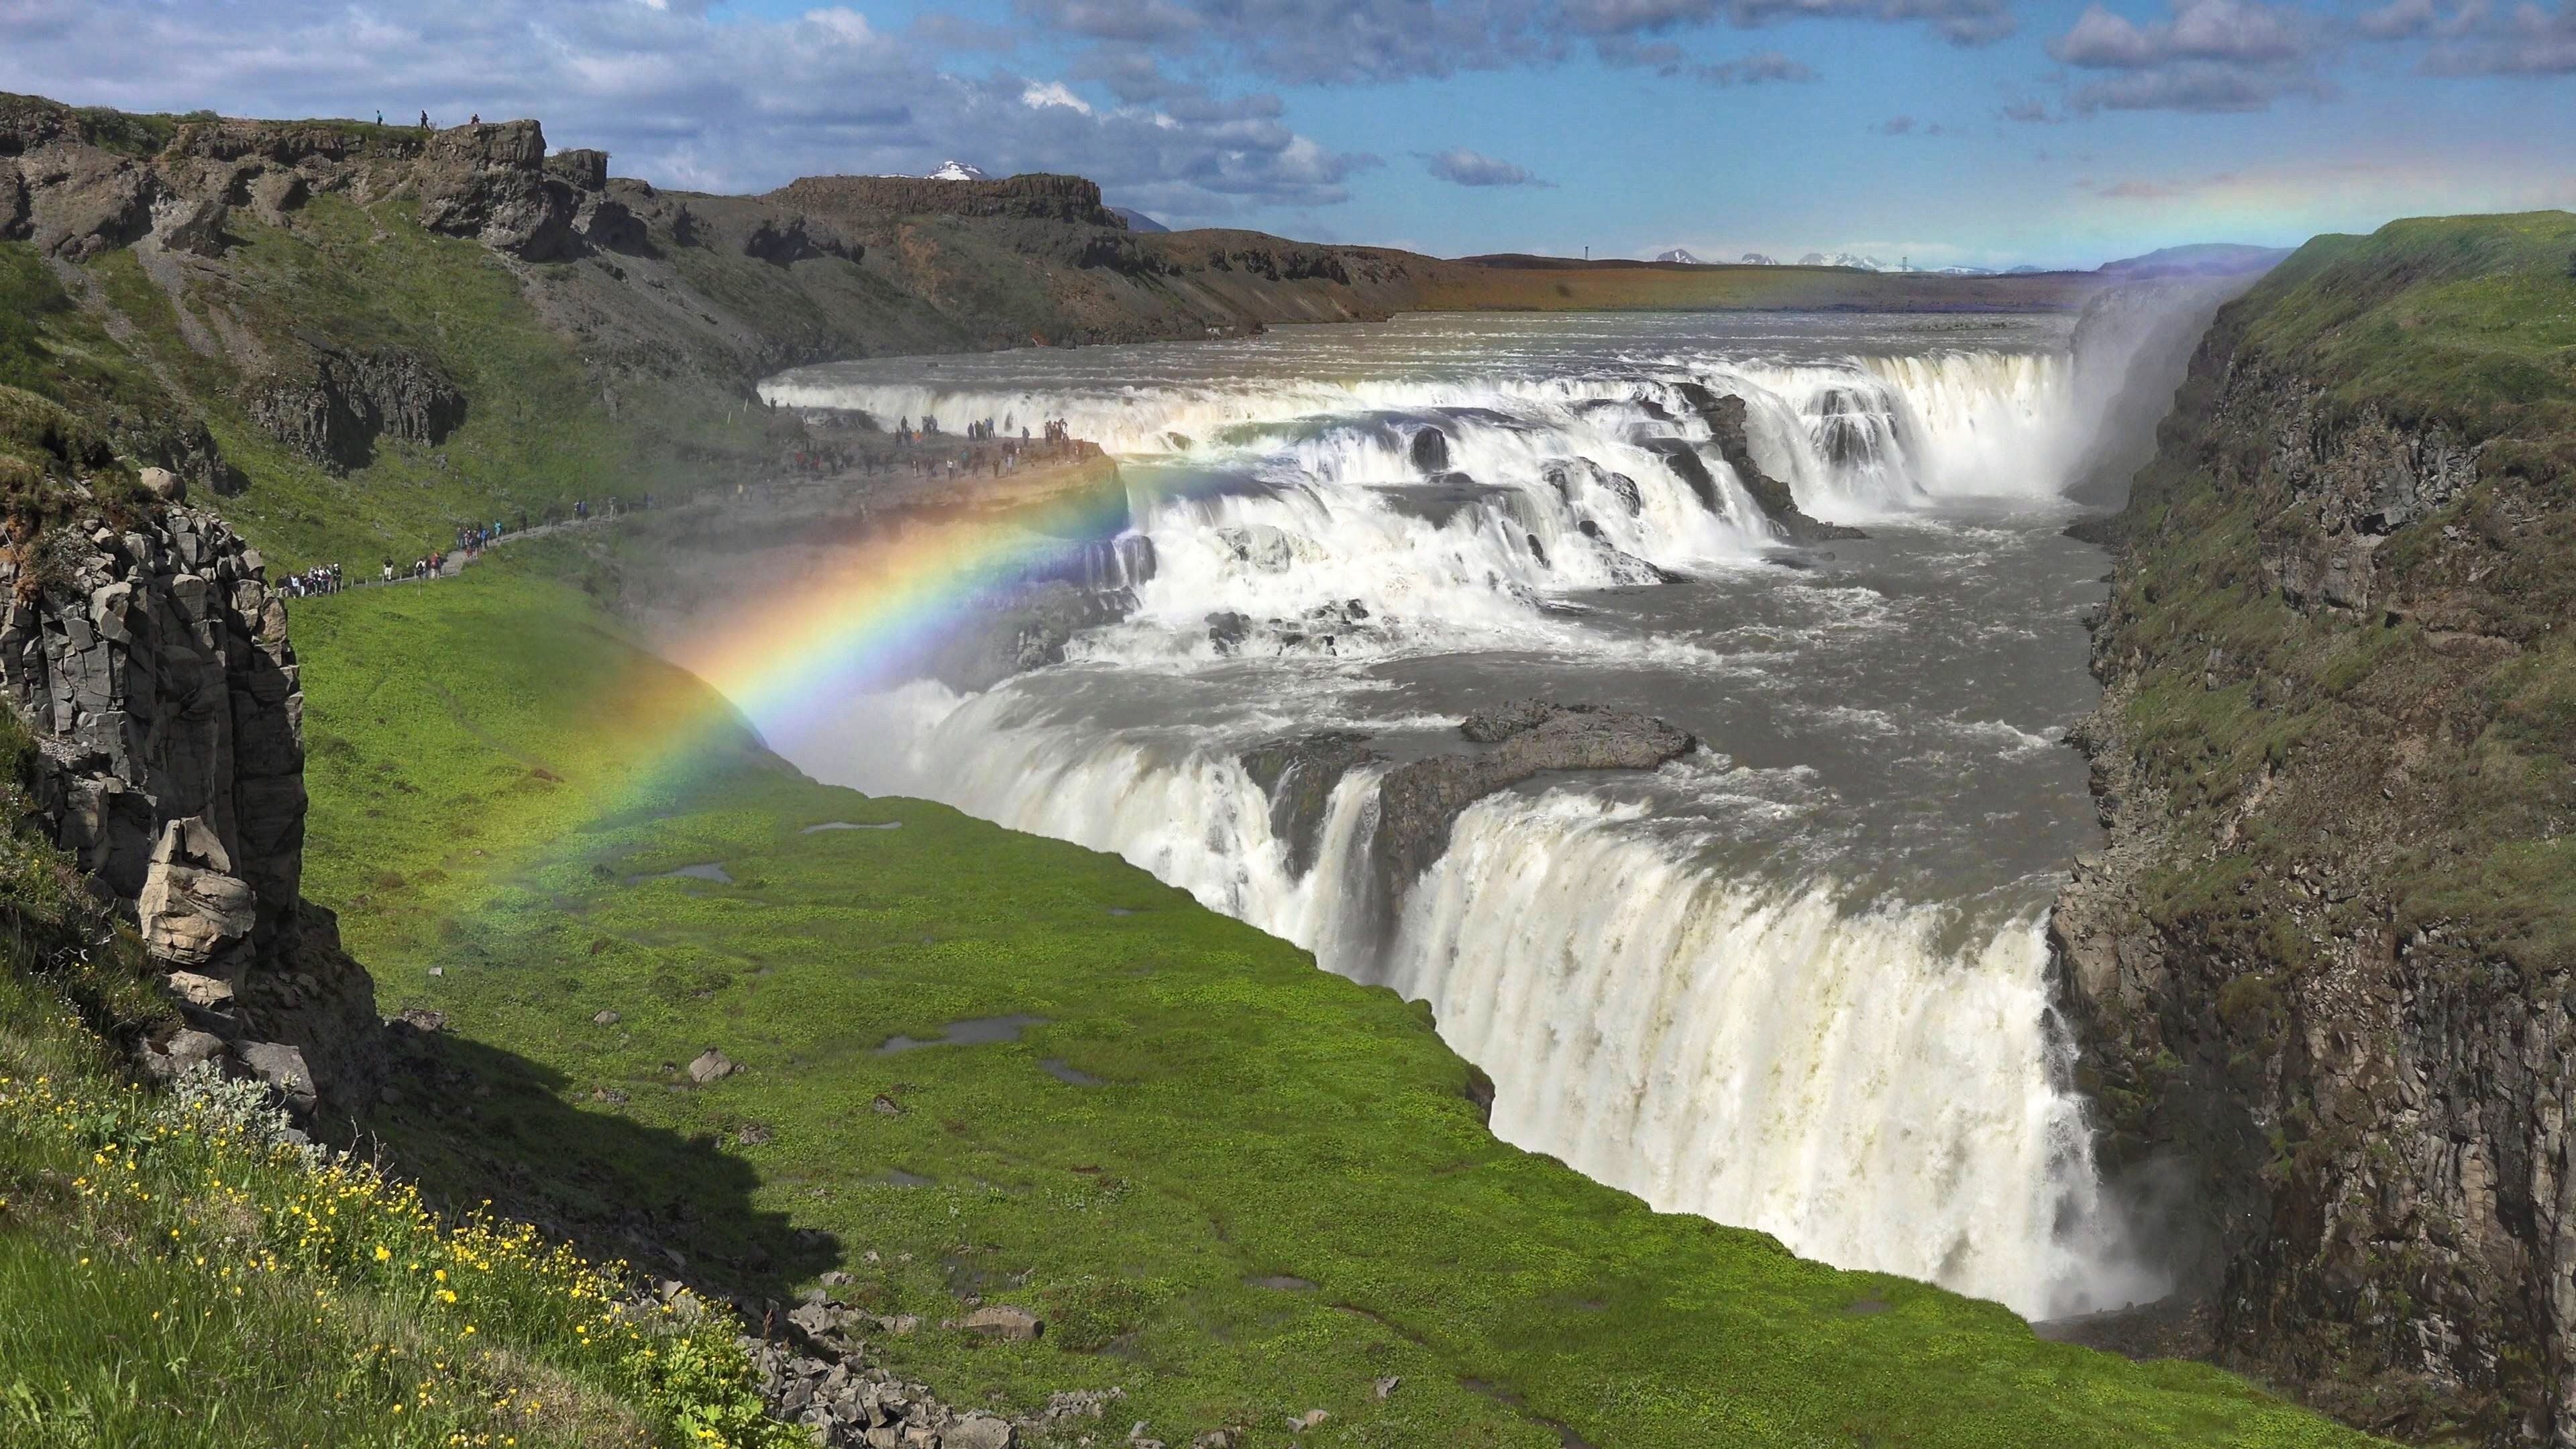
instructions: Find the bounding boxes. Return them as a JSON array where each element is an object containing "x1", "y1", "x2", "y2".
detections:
[{"x1": 765, "y1": 313, "x2": 2170, "y2": 1324}]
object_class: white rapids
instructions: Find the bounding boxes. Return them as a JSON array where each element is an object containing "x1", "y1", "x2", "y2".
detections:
[{"x1": 757, "y1": 311, "x2": 2174, "y2": 1320}]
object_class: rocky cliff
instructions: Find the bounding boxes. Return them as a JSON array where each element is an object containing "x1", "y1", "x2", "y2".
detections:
[
  {"x1": 0, "y1": 456, "x2": 378, "y2": 1113},
  {"x1": 2050, "y1": 212, "x2": 2576, "y2": 1444}
]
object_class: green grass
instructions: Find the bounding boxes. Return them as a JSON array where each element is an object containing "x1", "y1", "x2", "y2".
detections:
[
  {"x1": 78, "y1": 200, "x2": 664, "y2": 572},
  {"x1": 0, "y1": 697, "x2": 801, "y2": 1449},
  {"x1": 287, "y1": 543, "x2": 2383, "y2": 1448}
]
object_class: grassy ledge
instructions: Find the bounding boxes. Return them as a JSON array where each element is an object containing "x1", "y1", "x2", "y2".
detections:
[{"x1": 280, "y1": 541, "x2": 2382, "y2": 1448}]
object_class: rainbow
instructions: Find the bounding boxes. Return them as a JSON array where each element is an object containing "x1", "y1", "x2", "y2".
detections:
[{"x1": 645, "y1": 458, "x2": 1141, "y2": 788}]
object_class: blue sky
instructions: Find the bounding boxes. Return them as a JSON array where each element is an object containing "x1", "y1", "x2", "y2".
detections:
[{"x1": 4, "y1": 0, "x2": 2571, "y2": 268}]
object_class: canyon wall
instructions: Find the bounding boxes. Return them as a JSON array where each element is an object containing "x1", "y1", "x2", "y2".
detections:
[{"x1": 2053, "y1": 212, "x2": 2576, "y2": 1444}]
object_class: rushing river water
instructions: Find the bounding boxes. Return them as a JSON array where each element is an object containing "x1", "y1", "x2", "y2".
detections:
[{"x1": 761, "y1": 311, "x2": 2166, "y2": 1320}]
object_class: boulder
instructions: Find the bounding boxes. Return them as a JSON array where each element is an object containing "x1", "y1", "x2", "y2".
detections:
[
  {"x1": 164, "y1": 970, "x2": 235, "y2": 1008},
  {"x1": 138, "y1": 466, "x2": 185, "y2": 503},
  {"x1": 946, "y1": 1416, "x2": 1014, "y2": 1449},
  {"x1": 138, "y1": 816, "x2": 258, "y2": 969},
  {"x1": 414, "y1": 120, "x2": 581, "y2": 260},
  {"x1": 957, "y1": 1304, "x2": 1041, "y2": 1341},
  {"x1": 237, "y1": 1040, "x2": 316, "y2": 1112},
  {"x1": 687, "y1": 1047, "x2": 739, "y2": 1084},
  {"x1": 143, "y1": 1027, "x2": 228, "y2": 1079},
  {"x1": 593, "y1": 1009, "x2": 621, "y2": 1025}
]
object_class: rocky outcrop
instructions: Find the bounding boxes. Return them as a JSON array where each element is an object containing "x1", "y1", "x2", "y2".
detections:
[
  {"x1": 414, "y1": 119, "x2": 583, "y2": 261},
  {"x1": 1275, "y1": 702, "x2": 1695, "y2": 900},
  {"x1": 771, "y1": 172, "x2": 1126, "y2": 228},
  {"x1": 249, "y1": 346, "x2": 466, "y2": 472},
  {"x1": 0, "y1": 493, "x2": 378, "y2": 1111},
  {"x1": 1672, "y1": 382, "x2": 1864, "y2": 543}
]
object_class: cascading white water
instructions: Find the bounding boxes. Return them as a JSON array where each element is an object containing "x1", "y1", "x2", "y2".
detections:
[
  {"x1": 761, "y1": 312, "x2": 2165, "y2": 1323},
  {"x1": 827, "y1": 678, "x2": 2157, "y2": 1320}
]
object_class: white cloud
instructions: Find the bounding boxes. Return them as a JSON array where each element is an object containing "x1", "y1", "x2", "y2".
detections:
[
  {"x1": 1020, "y1": 80, "x2": 1094, "y2": 112},
  {"x1": 0, "y1": 0, "x2": 1376, "y2": 217}
]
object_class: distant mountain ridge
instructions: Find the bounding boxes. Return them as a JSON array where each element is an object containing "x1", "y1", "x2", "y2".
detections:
[{"x1": 2096, "y1": 241, "x2": 2293, "y2": 278}]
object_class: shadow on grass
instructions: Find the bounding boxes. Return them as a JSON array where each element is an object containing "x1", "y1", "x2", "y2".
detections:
[{"x1": 362, "y1": 1024, "x2": 834, "y2": 1313}]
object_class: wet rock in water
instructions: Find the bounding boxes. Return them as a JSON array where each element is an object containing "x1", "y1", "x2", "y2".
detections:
[
  {"x1": 1670, "y1": 382, "x2": 1866, "y2": 543},
  {"x1": 1238, "y1": 731, "x2": 1384, "y2": 879},
  {"x1": 1204, "y1": 610, "x2": 1250, "y2": 655},
  {"x1": 1409, "y1": 425, "x2": 1450, "y2": 474},
  {"x1": 1640, "y1": 438, "x2": 1721, "y2": 513},
  {"x1": 688, "y1": 1048, "x2": 739, "y2": 1084},
  {"x1": 1374, "y1": 702, "x2": 1695, "y2": 894}
]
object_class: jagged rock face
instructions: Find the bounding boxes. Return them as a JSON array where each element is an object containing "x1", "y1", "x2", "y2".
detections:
[
  {"x1": 2207, "y1": 366, "x2": 2482, "y2": 614},
  {"x1": 0, "y1": 504, "x2": 304, "y2": 951},
  {"x1": 415, "y1": 119, "x2": 585, "y2": 261},
  {"x1": 738, "y1": 214, "x2": 859, "y2": 268},
  {"x1": 2053, "y1": 316, "x2": 2576, "y2": 1441},
  {"x1": 1, "y1": 501, "x2": 380, "y2": 1108},
  {"x1": 250, "y1": 348, "x2": 466, "y2": 472}
]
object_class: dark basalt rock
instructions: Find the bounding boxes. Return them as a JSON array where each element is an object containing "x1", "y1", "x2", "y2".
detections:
[
  {"x1": 249, "y1": 345, "x2": 466, "y2": 472},
  {"x1": 0, "y1": 503, "x2": 380, "y2": 1110},
  {"x1": 1239, "y1": 731, "x2": 1383, "y2": 879},
  {"x1": 1375, "y1": 702, "x2": 1693, "y2": 896},
  {"x1": 1672, "y1": 382, "x2": 1866, "y2": 543},
  {"x1": 1409, "y1": 425, "x2": 1450, "y2": 474}
]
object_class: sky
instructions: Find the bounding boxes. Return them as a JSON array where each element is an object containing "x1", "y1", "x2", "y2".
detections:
[{"x1": 3, "y1": 0, "x2": 2571, "y2": 268}]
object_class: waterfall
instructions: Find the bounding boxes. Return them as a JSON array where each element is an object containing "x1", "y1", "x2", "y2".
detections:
[{"x1": 761, "y1": 320, "x2": 2163, "y2": 1323}]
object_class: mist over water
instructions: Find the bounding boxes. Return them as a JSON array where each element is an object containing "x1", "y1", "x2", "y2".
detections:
[{"x1": 759, "y1": 311, "x2": 2171, "y2": 1319}]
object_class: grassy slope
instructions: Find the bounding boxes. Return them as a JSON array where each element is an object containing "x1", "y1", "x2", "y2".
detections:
[
  {"x1": 286, "y1": 543, "x2": 2378, "y2": 1448},
  {"x1": 0, "y1": 711, "x2": 798, "y2": 1449},
  {"x1": 2103, "y1": 211, "x2": 2576, "y2": 974}
]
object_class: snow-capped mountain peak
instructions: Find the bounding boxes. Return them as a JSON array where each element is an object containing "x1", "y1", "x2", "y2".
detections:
[
  {"x1": 926, "y1": 160, "x2": 989, "y2": 182},
  {"x1": 1654, "y1": 248, "x2": 1701, "y2": 264}
]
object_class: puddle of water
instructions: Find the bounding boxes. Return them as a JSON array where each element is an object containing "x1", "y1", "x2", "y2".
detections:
[
  {"x1": 874, "y1": 1014, "x2": 1048, "y2": 1055},
  {"x1": 1249, "y1": 1275, "x2": 1316, "y2": 1291},
  {"x1": 804, "y1": 821, "x2": 903, "y2": 834},
  {"x1": 631, "y1": 862, "x2": 731, "y2": 885},
  {"x1": 1040, "y1": 1058, "x2": 1102, "y2": 1086},
  {"x1": 883, "y1": 1169, "x2": 934, "y2": 1187},
  {"x1": 1106, "y1": 907, "x2": 1136, "y2": 917}
]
